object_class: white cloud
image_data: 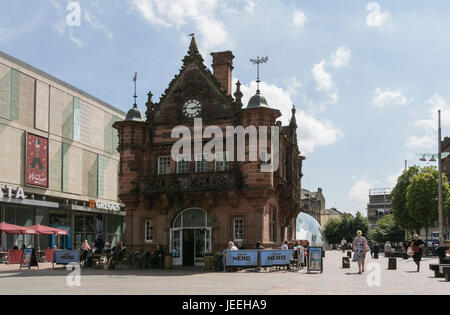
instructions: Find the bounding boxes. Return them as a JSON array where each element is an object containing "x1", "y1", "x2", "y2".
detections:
[
  {"x1": 405, "y1": 135, "x2": 434, "y2": 150},
  {"x1": 415, "y1": 94, "x2": 450, "y2": 131},
  {"x1": 366, "y1": 2, "x2": 391, "y2": 29},
  {"x1": 131, "y1": 0, "x2": 230, "y2": 52},
  {"x1": 349, "y1": 180, "x2": 372, "y2": 203},
  {"x1": 312, "y1": 61, "x2": 334, "y2": 92},
  {"x1": 387, "y1": 168, "x2": 404, "y2": 187},
  {"x1": 372, "y1": 88, "x2": 412, "y2": 108},
  {"x1": 293, "y1": 10, "x2": 307, "y2": 29},
  {"x1": 84, "y1": 10, "x2": 113, "y2": 39},
  {"x1": 331, "y1": 47, "x2": 351, "y2": 68},
  {"x1": 234, "y1": 79, "x2": 343, "y2": 154}
]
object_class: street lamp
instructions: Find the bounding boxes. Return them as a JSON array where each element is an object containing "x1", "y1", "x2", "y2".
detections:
[{"x1": 418, "y1": 110, "x2": 450, "y2": 246}]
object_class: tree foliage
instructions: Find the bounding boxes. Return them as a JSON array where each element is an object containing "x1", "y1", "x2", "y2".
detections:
[
  {"x1": 367, "y1": 214, "x2": 404, "y2": 243},
  {"x1": 323, "y1": 212, "x2": 370, "y2": 244},
  {"x1": 391, "y1": 165, "x2": 450, "y2": 235}
]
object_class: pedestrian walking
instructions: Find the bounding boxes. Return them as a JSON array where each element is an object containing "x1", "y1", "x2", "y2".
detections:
[
  {"x1": 352, "y1": 230, "x2": 369, "y2": 274},
  {"x1": 340, "y1": 238, "x2": 347, "y2": 253},
  {"x1": 411, "y1": 234, "x2": 425, "y2": 272}
]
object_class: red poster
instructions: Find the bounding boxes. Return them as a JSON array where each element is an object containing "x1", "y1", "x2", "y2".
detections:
[{"x1": 26, "y1": 133, "x2": 49, "y2": 187}]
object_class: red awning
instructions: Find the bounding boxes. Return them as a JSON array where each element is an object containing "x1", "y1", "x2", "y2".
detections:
[
  {"x1": 0, "y1": 222, "x2": 38, "y2": 234},
  {"x1": 28, "y1": 225, "x2": 69, "y2": 235}
]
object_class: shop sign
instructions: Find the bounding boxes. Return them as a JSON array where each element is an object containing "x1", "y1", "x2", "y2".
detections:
[
  {"x1": 0, "y1": 185, "x2": 26, "y2": 199},
  {"x1": 225, "y1": 250, "x2": 259, "y2": 267},
  {"x1": 260, "y1": 250, "x2": 294, "y2": 267},
  {"x1": 89, "y1": 199, "x2": 121, "y2": 211}
]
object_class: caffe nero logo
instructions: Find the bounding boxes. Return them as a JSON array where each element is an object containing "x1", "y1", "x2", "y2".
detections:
[{"x1": 232, "y1": 255, "x2": 251, "y2": 261}]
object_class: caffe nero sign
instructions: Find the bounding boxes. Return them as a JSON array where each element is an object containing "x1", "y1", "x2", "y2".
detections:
[{"x1": 225, "y1": 250, "x2": 259, "y2": 267}]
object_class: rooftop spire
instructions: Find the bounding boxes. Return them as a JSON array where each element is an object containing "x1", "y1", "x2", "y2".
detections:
[
  {"x1": 250, "y1": 56, "x2": 268, "y2": 95},
  {"x1": 132, "y1": 72, "x2": 138, "y2": 108},
  {"x1": 183, "y1": 33, "x2": 204, "y2": 65}
]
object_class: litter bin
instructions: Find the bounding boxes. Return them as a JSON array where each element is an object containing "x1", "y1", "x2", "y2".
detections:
[
  {"x1": 342, "y1": 257, "x2": 350, "y2": 269},
  {"x1": 388, "y1": 258, "x2": 397, "y2": 270}
]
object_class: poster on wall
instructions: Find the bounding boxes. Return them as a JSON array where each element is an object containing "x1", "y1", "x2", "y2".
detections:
[{"x1": 25, "y1": 133, "x2": 49, "y2": 187}]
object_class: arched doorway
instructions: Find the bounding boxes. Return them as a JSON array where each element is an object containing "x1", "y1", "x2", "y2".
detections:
[{"x1": 170, "y1": 208, "x2": 213, "y2": 267}]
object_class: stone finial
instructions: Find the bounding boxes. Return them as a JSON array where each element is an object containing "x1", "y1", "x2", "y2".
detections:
[
  {"x1": 234, "y1": 81, "x2": 243, "y2": 106},
  {"x1": 145, "y1": 91, "x2": 155, "y2": 122}
]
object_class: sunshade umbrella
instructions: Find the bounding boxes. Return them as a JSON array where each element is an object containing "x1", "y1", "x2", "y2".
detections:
[
  {"x1": 28, "y1": 225, "x2": 68, "y2": 235},
  {"x1": 0, "y1": 222, "x2": 37, "y2": 234}
]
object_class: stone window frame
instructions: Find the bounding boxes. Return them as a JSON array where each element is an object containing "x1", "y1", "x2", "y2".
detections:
[
  {"x1": 143, "y1": 218, "x2": 154, "y2": 243},
  {"x1": 176, "y1": 154, "x2": 190, "y2": 174},
  {"x1": 269, "y1": 206, "x2": 277, "y2": 243},
  {"x1": 157, "y1": 156, "x2": 171, "y2": 175},
  {"x1": 232, "y1": 216, "x2": 245, "y2": 243},
  {"x1": 194, "y1": 153, "x2": 209, "y2": 173},
  {"x1": 214, "y1": 151, "x2": 229, "y2": 172}
]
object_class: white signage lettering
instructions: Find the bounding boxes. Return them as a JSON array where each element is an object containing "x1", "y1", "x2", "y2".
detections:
[
  {"x1": 0, "y1": 185, "x2": 27, "y2": 200},
  {"x1": 95, "y1": 200, "x2": 121, "y2": 211}
]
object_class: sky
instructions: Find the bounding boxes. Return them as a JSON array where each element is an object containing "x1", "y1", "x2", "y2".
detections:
[{"x1": 1, "y1": 0, "x2": 450, "y2": 216}]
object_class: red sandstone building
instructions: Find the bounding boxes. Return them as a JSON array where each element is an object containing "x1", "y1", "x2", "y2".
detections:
[{"x1": 114, "y1": 37, "x2": 304, "y2": 267}]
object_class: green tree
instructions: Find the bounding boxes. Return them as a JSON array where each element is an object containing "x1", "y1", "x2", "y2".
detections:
[
  {"x1": 406, "y1": 167, "x2": 450, "y2": 239},
  {"x1": 323, "y1": 218, "x2": 341, "y2": 245},
  {"x1": 391, "y1": 166, "x2": 420, "y2": 233},
  {"x1": 368, "y1": 214, "x2": 405, "y2": 243},
  {"x1": 323, "y1": 212, "x2": 370, "y2": 245}
]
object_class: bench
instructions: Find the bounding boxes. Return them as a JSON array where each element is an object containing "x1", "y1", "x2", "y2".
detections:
[
  {"x1": 429, "y1": 264, "x2": 450, "y2": 278},
  {"x1": 439, "y1": 265, "x2": 450, "y2": 281}
]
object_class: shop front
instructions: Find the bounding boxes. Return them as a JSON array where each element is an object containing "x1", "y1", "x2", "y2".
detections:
[{"x1": 170, "y1": 208, "x2": 213, "y2": 267}]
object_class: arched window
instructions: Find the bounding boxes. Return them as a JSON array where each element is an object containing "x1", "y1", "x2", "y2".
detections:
[{"x1": 172, "y1": 208, "x2": 213, "y2": 229}]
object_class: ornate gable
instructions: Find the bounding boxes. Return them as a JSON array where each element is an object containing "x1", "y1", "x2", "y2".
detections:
[{"x1": 151, "y1": 37, "x2": 237, "y2": 125}]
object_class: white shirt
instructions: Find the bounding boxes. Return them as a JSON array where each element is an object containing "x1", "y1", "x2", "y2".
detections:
[
  {"x1": 281, "y1": 244, "x2": 289, "y2": 250},
  {"x1": 228, "y1": 246, "x2": 238, "y2": 251},
  {"x1": 341, "y1": 239, "x2": 347, "y2": 246}
]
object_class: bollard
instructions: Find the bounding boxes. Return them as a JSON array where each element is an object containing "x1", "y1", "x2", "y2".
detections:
[
  {"x1": 374, "y1": 252, "x2": 379, "y2": 259},
  {"x1": 388, "y1": 257, "x2": 397, "y2": 270},
  {"x1": 402, "y1": 253, "x2": 408, "y2": 260},
  {"x1": 347, "y1": 251, "x2": 352, "y2": 258},
  {"x1": 342, "y1": 257, "x2": 350, "y2": 269}
]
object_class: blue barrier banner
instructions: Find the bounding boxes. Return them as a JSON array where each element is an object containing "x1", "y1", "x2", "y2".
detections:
[
  {"x1": 53, "y1": 250, "x2": 79, "y2": 264},
  {"x1": 260, "y1": 250, "x2": 294, "y2": 266},
  {"x1": 225, "y1": 250, "x2": 259, "y2": 267}
]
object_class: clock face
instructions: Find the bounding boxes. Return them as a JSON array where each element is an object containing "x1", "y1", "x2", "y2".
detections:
[{"x1": 183, "y1": 99, "x2": 202, "y2": 118}]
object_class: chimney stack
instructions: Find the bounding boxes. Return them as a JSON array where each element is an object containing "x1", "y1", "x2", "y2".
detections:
[{"x1": 211, "y1": 51, "x2": 234, "y2": 96}]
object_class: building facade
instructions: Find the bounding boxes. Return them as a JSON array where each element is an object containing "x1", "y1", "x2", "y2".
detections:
[
  {"x1": 320, "y1": 207, "x2": 345, "y2": 228},
  {"x1": 440, "y1": 137, "x2": 450, "y2": 240},
  {"x1": 114, "y1": 37, "x2": 303, "y2": 267},
  {"x1": 367, "y1": 188, "x2": 393, "y2": 227},
  {"x1": 300, "y1": 188, "x2": 324, "y2": 225},
  {"x1": 0, "y1": 51, "x2": 125, "y2": 250}
]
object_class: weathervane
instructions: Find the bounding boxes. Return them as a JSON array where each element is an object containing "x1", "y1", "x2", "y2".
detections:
[
  {"x1": 132, "y1": 72, "x2": 138, "y2": 108},
  {"x1": 250, "y1": 56, "x2": 269, "y2": 95}
]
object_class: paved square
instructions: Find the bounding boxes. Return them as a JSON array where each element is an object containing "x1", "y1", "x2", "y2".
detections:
[{"x1": 0, "y1": 251, "x2": 448, "y2": 295}]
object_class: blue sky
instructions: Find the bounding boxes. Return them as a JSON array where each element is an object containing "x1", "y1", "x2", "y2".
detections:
[{"x1": 1, "y1": 0, "x2": 450, "y2": 215}]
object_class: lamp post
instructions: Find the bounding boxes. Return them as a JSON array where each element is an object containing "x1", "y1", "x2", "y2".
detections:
[{"x1": 419, "y1": 110, "x2": 449, "y2": 246}]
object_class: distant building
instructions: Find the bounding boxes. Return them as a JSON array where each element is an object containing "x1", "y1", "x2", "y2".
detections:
[
  {"x1": 321, "y1": 207, "x2": 345, "y2": 228},
  {"x1": 367, "y1": 188, "x2": 393, "y2": 227},
  {"x1": 301, "y1": 188, "x2": 324, "y2": 225}
]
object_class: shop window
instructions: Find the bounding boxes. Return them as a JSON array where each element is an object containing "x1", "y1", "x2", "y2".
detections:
[
  {"x1": 233, "y1": 217, "x2": 244, "y2": 243},
  {"x1": 144, "y1": 219, "x2": 153, "y2": 243},
  {"x1": 158, "y1": 156, "x2": 171, "y2": 175}
]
